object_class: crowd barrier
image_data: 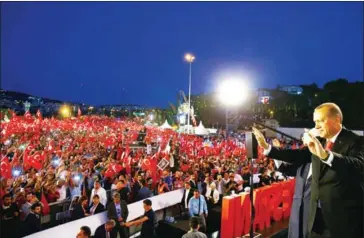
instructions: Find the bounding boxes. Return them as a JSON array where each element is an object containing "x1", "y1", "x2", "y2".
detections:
[
  {"x1": 221, "y1": 179, "x2": 295, "y2": 238},
  {"x1": 25, "y1": 189, "x2": 184, "y2": 238}
]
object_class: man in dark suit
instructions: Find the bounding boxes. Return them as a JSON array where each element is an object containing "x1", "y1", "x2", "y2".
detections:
[
  {"x1": 71, "y1": 196, "x2": 89, "y2": 221},
  {"x1": 278, "y1": 161, "x2": 312, "y2": 238},
  {"x1": 23, "y1": 202, "x2": 42, "y2": 236},
  {"x1": 180, "y1": 181, "x2": 194, "y2": 216},
  {"x1": 94, "y1": 219, "x2": 118, "y2": 238},
  {"x1": 88, "y1": 194, "x2": 105, "y2": 215},
  {"x1": 253, "y1": 102, "x2": 364, "y2": 238},
  {"x1": 107, "y1": 193, "x2": 129, "y2": 238},
  {"x1": 272, "y1": 139, "x2": 312, "y2": 238}
]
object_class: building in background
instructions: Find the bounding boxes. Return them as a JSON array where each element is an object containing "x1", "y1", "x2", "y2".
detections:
[{"x1": 278, "y1": 86, "x2": 303, "y2": 95}]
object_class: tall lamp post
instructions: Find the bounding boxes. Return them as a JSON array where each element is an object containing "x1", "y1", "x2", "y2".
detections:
[
  {"x1": 218, "y1": 79, "x2": 249, "y2": 137},
  {"x1": 184, "y1": 53, "x2": 195, "y2": 133}
]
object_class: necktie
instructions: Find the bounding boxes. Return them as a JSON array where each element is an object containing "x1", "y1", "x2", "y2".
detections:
[
  {"x1": 325, "y1": 141, "x2": 334, "y2": 151},
  {"x1": 91, "y1": 205, "x2": 96, "y2": 214}
]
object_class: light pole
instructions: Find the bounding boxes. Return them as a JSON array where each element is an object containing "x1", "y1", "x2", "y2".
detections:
[
  {"x1": 185, "y1": 53, "x2": 195, "y2": 133},
  {"x1": 218, "y1": 79, "x2": 249, "y2": 138}
]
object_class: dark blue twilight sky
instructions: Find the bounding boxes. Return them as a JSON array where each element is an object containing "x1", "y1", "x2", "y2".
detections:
[{"x1": 1, "y1": 2, "x2": 363, "y2": 108}]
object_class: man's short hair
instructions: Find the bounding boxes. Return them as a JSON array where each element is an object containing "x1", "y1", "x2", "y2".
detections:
[
  {"x1": 3, "y1": 194, "x2": 11, "y2": 199},
  {"x1": 105, "y1": 219, "x2": 116, "y2": 227},
  {"x1": 143, "y1": 199, "x2": 152, "y2": 206},
  {"x1": 190, "y1": 216, "x2": 199, "y2": 229},
  {"x1": 315, "y1": 102, "x2": 343, "y2": 123},
  {"x1": 113, "y1": 192, "x2": 120, "y2": 199},
  {"x1": 80, "y1": 226, "x2": 91, "y2": 237},
  {"x1": 31, "y1": 202, "x2": 41, "y2": 210},
  {"x1": 93, "y1": 194, "x2": 100, "y2": 199},
  {"x1": 193, "y1": 189, "x2": 200, "y2": 193},
  {"x1": 140, "y1": 179, "x2": 146, "y2": 186}
]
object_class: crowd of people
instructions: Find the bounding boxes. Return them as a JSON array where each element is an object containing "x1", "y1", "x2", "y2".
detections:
[{"x1": 0, "y1": 111, "x2": 299, "y2": 238}]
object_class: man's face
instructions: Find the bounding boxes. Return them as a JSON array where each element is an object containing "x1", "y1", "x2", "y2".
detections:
[
  {"x1": 105, "y1": 224, "x2": 113, "y2": 232},
  {"x1": 4, "y1": 197, "x2": 11, "y2": 206},
  {"x1": 26, "y1": 194, "x2": 33, "y2": 202},
  {"x1": 143, "y1": 203, "x2": 150, "y2": 211},
  {"x1": 34, "y1": 206, "x2": 41, "y2": 215},
  {"x1": 76, "y1": 230, "x2": 88, "y2": 238},
  {"x1": 114, "y1": 197, "x2": 120, "y2": 204},
  {"x1": 185, "y1": 183, "x2": 191, "y2": 190},
  {"x1": 194, "y1": 191, "x2": 200, "y2": 198},
  {"x1": 313, "y1": 108, "x2": 339, "y2": 139},
  {"x1": 93, "y1": 196, "x2": 99, "y2": 204},
  {"x1": 94, "y1": 182, "x2": 100, "y2": 189}
]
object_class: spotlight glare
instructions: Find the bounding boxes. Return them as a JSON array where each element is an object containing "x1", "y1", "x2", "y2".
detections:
[{"x1": 218, "y1": 79, "x2": 249, "y2": 106}]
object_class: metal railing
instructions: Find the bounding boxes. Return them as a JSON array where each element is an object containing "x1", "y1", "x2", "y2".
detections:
[{"x1": 40, "y1": 199, "x2": 72, "y2": 229}]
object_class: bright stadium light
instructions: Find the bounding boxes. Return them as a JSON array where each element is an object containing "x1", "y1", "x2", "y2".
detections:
[
  {"x1": 59, "y1": 105, "x2": 71, "y2": 118},
  {"x1": 218, "y1": 79, "x2": 249, "y2": 106}
]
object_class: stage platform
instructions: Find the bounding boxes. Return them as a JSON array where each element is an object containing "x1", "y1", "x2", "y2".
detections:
[{"x1": 156, "y1": 205, "x2": 289, "y2": 238}]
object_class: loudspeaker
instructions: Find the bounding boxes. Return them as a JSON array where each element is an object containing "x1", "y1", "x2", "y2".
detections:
[{"x1": 245, "y1": 131, "x2": 258, "y2": 158}]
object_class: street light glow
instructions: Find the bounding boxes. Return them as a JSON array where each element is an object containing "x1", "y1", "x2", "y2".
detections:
[
  {"x1": 60, "y1": 105, "x2": 71, "y2": 118},
  {"x1": 184, "y1": 53, "x2": 195, "y2": 63},
  {"x1": 218, "y1": 79, "x2": 249, "y2": 106}
]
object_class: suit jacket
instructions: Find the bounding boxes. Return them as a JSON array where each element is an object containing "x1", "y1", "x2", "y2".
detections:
[
  {"x1": 119, "y1": 187, "x2": 129, "y2": 202},
  {"x1": 71, "y1": 204, "x2": 86, "y2": 221},
  {"x1": 269, "y1": 129, "x2": 364, "y2": 238},
  {"x1": 93, "y1": 224, "x2": 117, "y2": 238},
  {"x1": 107, "y1": 200, "x2": 129, "y2": 226},
  {"x1": 181, "y1": 189, "x2": 194, "y2": 208},
  {"x1": 24, "y1": 213, "x2": 41, "y2": 236},
  {"x1": 88, "y1": 203, "x2": 105, "y2": 215},
  {"x1": 279, "y1": 162, "x2": 312, "y2": 238}
]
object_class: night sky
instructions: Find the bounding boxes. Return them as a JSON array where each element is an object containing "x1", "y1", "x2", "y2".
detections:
[{"x1": 1, "y1": 2, "x2": 363, "y2": 108}]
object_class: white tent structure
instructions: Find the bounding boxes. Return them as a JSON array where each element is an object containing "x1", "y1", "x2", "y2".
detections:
[
  {"x1": 160, "y1": 120, "x2": 172, "y2": 129},
  {"x1": 194, "y1": 121, "x2": 209, "y2": 135}
]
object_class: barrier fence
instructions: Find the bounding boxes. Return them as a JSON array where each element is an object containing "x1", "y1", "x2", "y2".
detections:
[{"x1": 25, "y1": 189, "x2": 184, "y2": 238}]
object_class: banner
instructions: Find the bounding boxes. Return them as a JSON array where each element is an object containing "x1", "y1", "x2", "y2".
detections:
[{"x1": 221, "y1": 179, "x2": 295, "y2": 238}]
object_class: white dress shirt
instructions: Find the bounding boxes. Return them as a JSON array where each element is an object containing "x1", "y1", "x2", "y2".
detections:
[
  {"x1": 205, "y1": 188, "x2": 220, "y2": 204},
  {"x1": 90, "y1": 187, "x2": 107, "y2": 207},
  {"x1": 184, "y1": 189, "x2": 190, "y2": 208}
]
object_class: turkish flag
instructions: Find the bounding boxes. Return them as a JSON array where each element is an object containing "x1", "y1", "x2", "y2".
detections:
[
  {"x1": 41, "y1": 192, "x2": 50, "y2": 215},
  {"x1": 104, "y1": 137, "x2": 116, "y2": 148},
  {"x1": 105, "y1": 168, "x2": 115, "y2": 178},
  {"x1": 1, "y1": 157, "x2": 12, "y2": 179},
  {"x1": 24, "y1": 111, "x2": 34, "y2": 123},
  {"x1": 29, "y1": 152, "x2": 43, "y2": 171},
  {"x1": 141, "y1": 158, "x2": 151, "y2": 171},
  {"x1": 111, "y1": 163, "x2": 123, "y2": 174},
  {"x1": 36, "y1": 109, "x2": 42, "y2": 120}
]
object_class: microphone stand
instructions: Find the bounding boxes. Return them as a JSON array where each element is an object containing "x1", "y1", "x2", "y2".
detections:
[
  {"x1": 242, "y1": 156, "x2": 262, "y2": 238},
  {"x1": 241, "y1": 115, "x2": 302, "y2": 142},
  {"x1": 243, "y1": 118, "x2": 300, "y2": 238}
]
